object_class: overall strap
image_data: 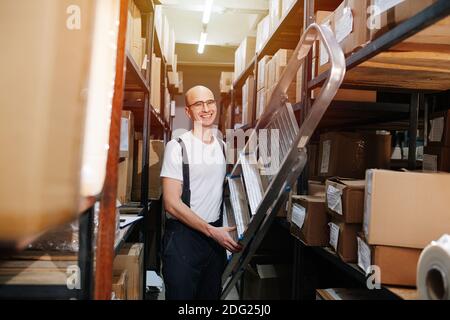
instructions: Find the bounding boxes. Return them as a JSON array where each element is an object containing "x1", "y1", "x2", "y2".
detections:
[{"x1": 177, "y1": 138, "x2": 191, "y2": 207}]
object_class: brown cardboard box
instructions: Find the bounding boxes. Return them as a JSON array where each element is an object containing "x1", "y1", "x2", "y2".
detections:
[
  {"x1": 242, "y1": 76, "x2": 255, "y2": 126},
  {"x1": 427, "y1": 110, "x2": 450, "y2": 147},
  {"x1": 369, "y1": 0, "x2": 436, "y2": 41},
  {"x1": 234, "y1": 36, "x2": 257, "y2": 80},
  {"x1": 329, "y1": 219, "x2": 361, "y2": 263},
  {"x1": 318, "y1": 132, "x2": 391, "y2": 179},
  {"x1": 357, "y1": 234, "x2": 421, "y2": 287},
  {"x1": 257, "y1": 56, "x2": 272, "y2": 91},
  {"x1": 132, "y1": 139, "x2": 165, "y2": 201},
  {"x1": 151, "y1": 54, "x2": 161, "y2": 112},
  {"x1": 256, "y1": 88, "x2": 266, "y2": 120},
  {"x1": 112, "y1": 270, "x2": 128, "y2": 300},
  {"x1": 220, "y1": 72, "x2": 234, "y2": 93},
  {"x1": 325, "y1": 178, "x2": 365, "y2": 223},
  {"x1": 290, "y1": 196, "x2": 329, "y2": 246},
  {"x1": 113, "y1": 243, "x2": 144, "y2": 300},
  {"x1": 333, "y1": 0, "x2": 370, "y2": 55},
  {"x1": 118, "y1": 111, "x2": 135, "y2": 204},
  {"x1": 423, "y1": 146, "x2": 450, "y2": 172},
  {"x1": 118, "y1": 159, "x2": 132, "y2": 204},
  {"x1": 364, "y1": 169, "x2": 450, "y2": 248},
  {"x1": 308, "y1": 180, "x2": 326, "y2": 196},
  {"x1": 243, "y1": 264, "x2": 292, "y2": 300}
]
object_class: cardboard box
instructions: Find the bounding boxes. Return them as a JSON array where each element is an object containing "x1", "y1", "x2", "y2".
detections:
[
  {"x1": 120, "y1": 111, "x2": 135, "y2": 159},
  {"x1": 423, "y1": 146, "x2": 450, "y2": 172},
  {"x1": 112, "y1": 270, "x2": 128, "y2": 300},
  {"x1": 256, "y1": 15, "x2": 270, "y2": 53},
  {"x1": 242, "y1": 76, "x2": 255, "y2": 125},
  {"x1": 364, "y1": 169, "x2": 450, "y2": 248},
  {"x1": 257, "y1": 56, "x2": 272, "y2": 91},
  {"x1": 220, "y1": 72, "x2": 234, "y2": 93},
  {"x1": 308, "y1": 180, "x2": 326, "y2": 196},
  {"x1": 357, "y1": 234, "x2": 421, "y2": 287},
  {"x1": 318, "y1": 132, "x2": 391, "y2": 179},
  {"x1": 243, "y1": 264, "x2": 292, "y2": 300},
  {"x1": 290, "y1": 195, "x2": 329, "y2": 246},
  {"x1": 369, "y1": 0, "x2": 436, "y2": 41},
  {"x1": 113, "y1": 243, "x2": 144, "y2": 300},
  {"x1": 427, "y1": 110, "x2": 450, "y2": 147},
  {"x1": 269, "y1": 0, "x2": 283, "y2": 33},
  {"x1": 256, "y1": 88, "x2": 266, "y2": 120},
  {"x1": 118, "y1": 111, "x2": 135, "y2": 204},
  {"x1": 234, "y1": 36, "x2": 257, "y2": 80},
  {"x1": 132, "y1": 139, "x2": 165, "y2": 201},
  {"x1": 273, "y1": 49, "x2": 293, "y2": 83},
  {"x1": 329, "y1": 219, "x2": 361, "y2": 263},
  {"x1": 151, "y1": 54, "x2": 161, "y2": 112},
  {"x1": 333, "y1": 0, "x2": 370, "y2": 55},
  {"x1": 325, "y1": 178, "x2": 365, "y2": 223}
]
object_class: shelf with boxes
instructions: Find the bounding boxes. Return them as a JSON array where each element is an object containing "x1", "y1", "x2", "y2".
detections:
[{"x1": 309, "y1": 0, "x2": 450, "y2": 91}]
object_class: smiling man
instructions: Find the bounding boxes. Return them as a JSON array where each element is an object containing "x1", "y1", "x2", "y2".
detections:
[{"x1": 160, "y1": 85, "x2": 242, "y2": 300}]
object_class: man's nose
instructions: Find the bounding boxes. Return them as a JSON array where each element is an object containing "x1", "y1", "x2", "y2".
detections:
[{"x1": 202, "y1": 101, "x2": 210, "y2": 112}]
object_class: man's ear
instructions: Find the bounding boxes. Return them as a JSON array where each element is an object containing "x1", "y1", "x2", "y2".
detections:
[{"x1": 185, "y1": 107, "x2": 192, "y2": 120}]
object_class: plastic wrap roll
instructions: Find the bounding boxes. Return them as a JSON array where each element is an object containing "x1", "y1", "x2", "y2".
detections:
[{"x1": 417, "y1": 234, "x2": 450, "y2": 300}]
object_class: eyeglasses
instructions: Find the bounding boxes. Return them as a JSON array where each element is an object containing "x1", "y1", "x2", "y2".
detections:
[{"x1": 187, "y1": 99, "x2": 217, "y2": 109}]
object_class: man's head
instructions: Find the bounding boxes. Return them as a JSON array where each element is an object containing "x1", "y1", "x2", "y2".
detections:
[{"x1": 184, "y1": 85, "x2": 217, "y2": 128}]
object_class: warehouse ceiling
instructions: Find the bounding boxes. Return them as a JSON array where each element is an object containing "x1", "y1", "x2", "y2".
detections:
[{"x1": 159, "y1": 0, "x2": 269, "y2": 47}]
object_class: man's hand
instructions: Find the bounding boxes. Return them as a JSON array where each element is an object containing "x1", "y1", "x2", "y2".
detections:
[{"x1": 207, "y1": 225, "x2": 242, "y2": 253}]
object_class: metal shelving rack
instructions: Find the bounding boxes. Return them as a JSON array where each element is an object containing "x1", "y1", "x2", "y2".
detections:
[
  {"x1": 222, "y1": 0, "x2": 450, "y2": 300},
  {"x1": 0, "y1": 0, "x2": 172, "y2": 300}
]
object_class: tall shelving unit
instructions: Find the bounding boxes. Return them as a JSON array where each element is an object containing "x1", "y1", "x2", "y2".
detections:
[
  {"x1": 0, "y1": 0, "x2": 173, "y2": 300},
  {"x1": 223, "y1": 0, "x2": 450, "y2": 300}
]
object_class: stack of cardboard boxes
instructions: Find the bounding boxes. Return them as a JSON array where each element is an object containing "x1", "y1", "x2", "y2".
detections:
[
  {"x1": 127, "y1": 0, "x2": 146, "y2": 68},
  {"x1": 255, "y1": 49, "x2": 298, "y2": 120},
  {"x1": 314, "y1": 1, "x2": 450, "y2": 78},
  {"x1": 424, "y1": 110, "x2": 450, "y2": 172},
  {"x1": 360, "y1": 169, "x2": 450, "y2": 287},
  {"x1": 150, "y1": 53, "x2": 161, "y2": 112}
]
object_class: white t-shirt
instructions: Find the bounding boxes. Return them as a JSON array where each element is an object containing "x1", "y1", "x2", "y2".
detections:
[{"x1": 160, "y1": 131, "x2": 226, "y2": 223}]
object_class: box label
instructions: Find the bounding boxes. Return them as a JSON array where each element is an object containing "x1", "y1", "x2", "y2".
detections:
[
  {"x1": 327, "y1": 185, "x2": 343, "y2": 215},
  {"x1": 373, "y1": 0, "x2": 405, "y2": 15},
  {"x1": 423, "y1": 154, "x2": 438, "y2": 172},
  {"x1": 329, "y1": 222, "x2": 339, "y2": 251},
  {"x1": 320, "y1": 140, "x2": 331, "y2": 174},
  {"x1": 292, "y1": 203, "x2": 306, "y2": 229},
  {"x1": 429, "y1": 117, "x2": 445, "y2": 143},
  {"x1": 335, "y1": 7, "x2": 353, "y2": 43},
  {"x1": 357, "y1": 237, "x2": 371, "y2": 274},
  {"x1": 120, "y1": 118, "x2": 129, "y2": 152}
]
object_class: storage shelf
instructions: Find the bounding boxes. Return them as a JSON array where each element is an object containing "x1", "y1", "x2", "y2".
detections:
[
  {"x1": 125, "y1": 51, "x2": 150, "y2": 92},
  {"x1": 309, "y1": 0, "x2": 450, "y2": 91},
  {"x1": 232, "y1": 0, "x2": 342, "y2": 89}
]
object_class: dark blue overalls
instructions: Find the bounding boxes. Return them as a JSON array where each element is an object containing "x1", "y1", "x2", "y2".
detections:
[{"x1": 162, "y1": 138, "x2": 226, "y2": 300}]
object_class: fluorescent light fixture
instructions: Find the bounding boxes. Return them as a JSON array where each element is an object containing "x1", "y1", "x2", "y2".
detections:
[
  {"x1": 202, "y1": 0, "x2": 214, "y2": 24},
  {"x1": 197, "y1": 32, "x2": 207, "y2": 54}
]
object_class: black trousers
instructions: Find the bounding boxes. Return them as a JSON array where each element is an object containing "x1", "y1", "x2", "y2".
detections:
[{"x1": 162, "y1": 219, "x2": 226, "y2": 300}]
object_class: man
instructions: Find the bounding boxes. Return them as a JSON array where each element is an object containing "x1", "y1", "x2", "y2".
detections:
[{"x1": 160, "y1": 85, "x2": 242, "y2": 300}]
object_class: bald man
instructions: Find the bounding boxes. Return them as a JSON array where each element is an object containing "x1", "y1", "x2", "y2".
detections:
[{"x1": 160, "y1": 85, "x2": 242, "y2": 300}]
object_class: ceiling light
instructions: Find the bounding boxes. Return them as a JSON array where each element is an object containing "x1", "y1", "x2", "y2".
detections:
[
  {"x1": 197, "y1": 32, "x2": 207, "y2": 54},
  {"x1": 202, "y1": 0, "x2": 214, "y2": 24}
]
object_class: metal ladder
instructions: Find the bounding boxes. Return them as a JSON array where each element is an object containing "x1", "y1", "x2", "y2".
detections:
[{"x1": 221, "y1": 23, "x2": 346, "y2": 299}]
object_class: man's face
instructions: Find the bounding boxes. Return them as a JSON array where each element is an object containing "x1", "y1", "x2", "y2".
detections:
[{"x1": 185, "y1": 87, "x2": 217, "y2": 127}]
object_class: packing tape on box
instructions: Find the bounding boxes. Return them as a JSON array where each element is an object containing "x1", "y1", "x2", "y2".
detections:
[{"x1": 417, "y1": 234, "x2": 450, "y2": 300}]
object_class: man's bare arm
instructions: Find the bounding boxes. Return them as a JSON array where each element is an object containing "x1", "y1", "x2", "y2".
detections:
[{"x1": 162, "y1": 177, "x2": 242, "y2": 253}]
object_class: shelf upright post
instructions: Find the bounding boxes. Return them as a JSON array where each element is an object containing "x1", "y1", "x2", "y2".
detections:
[
  {"x1": 408, "y1": 92, "x2": 422, "y2": 170},
  {"x1": 94, "y1": 0, "x2": 129, "y2": 300}
]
